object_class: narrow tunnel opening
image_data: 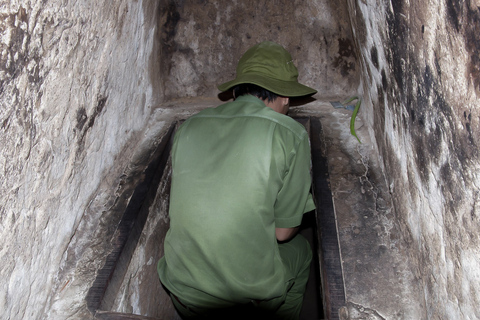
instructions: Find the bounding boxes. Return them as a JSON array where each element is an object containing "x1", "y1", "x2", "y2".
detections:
[{"x1": 87, "y1": 116, "x2": 345, "y2": 320}]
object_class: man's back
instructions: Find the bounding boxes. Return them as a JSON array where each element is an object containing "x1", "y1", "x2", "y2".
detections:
[{"x1": 158, "y1": 95, "x2": 314, "y2": 309}]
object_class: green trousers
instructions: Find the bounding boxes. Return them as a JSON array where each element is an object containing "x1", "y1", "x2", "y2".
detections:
[{"x1": 170, "y1": 234, "x2": 312, "y2": 320}]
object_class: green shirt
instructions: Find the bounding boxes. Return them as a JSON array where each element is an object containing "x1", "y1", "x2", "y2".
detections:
[{"x1": 158, "y1": 95, "x2": 315, "y2": 308}]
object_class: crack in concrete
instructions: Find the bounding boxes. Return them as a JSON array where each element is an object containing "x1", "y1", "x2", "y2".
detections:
[
  {"x1": 356, "y1": 144, "x2": 380, "y2": 217},
  {"x1": 340, "y1": 301, "x2": 386, "y2": 320}
]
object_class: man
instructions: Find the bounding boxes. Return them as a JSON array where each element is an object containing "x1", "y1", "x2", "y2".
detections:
[{"x1": 158, "y1": 41, "x2": 317, "y2": 319}]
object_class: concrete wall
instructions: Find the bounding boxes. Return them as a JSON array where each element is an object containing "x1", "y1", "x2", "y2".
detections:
[
  {"x1": 0, "y1": 0, "x2": 357, "y2": 319},
  {"x1": 0, "y1": 1, "x2": 167, "y2": 318},
  {"x1": 346, "y1": 0, "x2": 480, "y2": 318},
  {"x1": 158, "y1": 0, "x2": 359, "y2": 99},
  {"x1": 1, "y1": 0, "x2": 479, "y2": 319}
]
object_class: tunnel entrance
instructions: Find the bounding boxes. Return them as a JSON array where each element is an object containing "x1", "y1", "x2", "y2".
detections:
[{"x1": 86, "y1": 117, "x2": 345, "y2": 320}]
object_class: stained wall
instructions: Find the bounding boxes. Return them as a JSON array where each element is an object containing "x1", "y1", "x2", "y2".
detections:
[
  {"x1": 1, "y1": 0, "x2": 479, "y2": 319},
  {"x1": 345, "y1": 0, "x2": 480, "y2": 318}
]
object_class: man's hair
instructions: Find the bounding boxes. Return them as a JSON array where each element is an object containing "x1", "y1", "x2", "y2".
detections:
[{"x1": 233, "y1": 84, "x2": 279, "y2": 102}]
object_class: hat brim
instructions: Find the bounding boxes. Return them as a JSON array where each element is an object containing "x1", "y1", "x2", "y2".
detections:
[{"x1": 217, "y1": 74, "x2": 317, "y2": 97}]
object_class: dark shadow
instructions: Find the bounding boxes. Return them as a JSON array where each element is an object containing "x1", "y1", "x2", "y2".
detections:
[
  {"x1": 290, "y1": 95, "x2": 317, "y2": 107},
  {"x1": 299, "y1": 210, "x2": 324, "y2": 320},
  {"x1": 217, "y1": 91, "x2": 317, "y2": 106},
  {"x1": 217, "y1": 90, "x2": 234, "y2": 101}
]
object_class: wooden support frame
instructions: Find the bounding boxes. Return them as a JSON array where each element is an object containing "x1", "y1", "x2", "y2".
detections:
[{"x1": 87, "y1": 117, "x2": 345, "y2": 320}]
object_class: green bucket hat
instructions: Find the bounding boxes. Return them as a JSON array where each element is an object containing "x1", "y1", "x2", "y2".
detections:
[{"x1": 217, "y1": 41, "x2": 317, "y2": 97}]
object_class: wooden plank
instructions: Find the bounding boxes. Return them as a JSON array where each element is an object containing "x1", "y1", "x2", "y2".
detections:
[
  {"x1": 86, "y1": 123, "x2": 177, "y2": 313},
  {"x1": 310, "y1": 117, "x2": 346, "y2": 320},
  {"x1": 95, "y1": 310, "x2": 160, "y2": 320}
]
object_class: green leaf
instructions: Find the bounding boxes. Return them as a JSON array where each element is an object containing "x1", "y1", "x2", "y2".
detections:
[
  {"x1": 343, "y1": 96, "x2": 359, "y2": 105},
  {"x1": 349, "y1": 98, "x2": 362, "y2": 143}
]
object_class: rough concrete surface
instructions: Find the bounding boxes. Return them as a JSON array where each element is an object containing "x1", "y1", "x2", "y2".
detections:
[
  {"x1": 346, "y1": 0, "x2": 480, "y2": 318},
  {"x1": 1, "y1": 0, "x2": 479, "y2": 319},
  {"x1": 294, "y1": 101, "x2": 420, "y2": 319},
  {"x1": 158, "y1": 0, "x2": 359, "y2": 100},
  {"x1": 1, "y1": 0, "x2": 358, "y2": 318},
  {"x1": 0, "y1": 1, "x2": 166, "y2": 319}
]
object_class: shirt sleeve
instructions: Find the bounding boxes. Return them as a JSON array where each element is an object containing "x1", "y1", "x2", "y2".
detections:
[{"x1": 274, "y1": 131, "x2": 316, "y2": 228}]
